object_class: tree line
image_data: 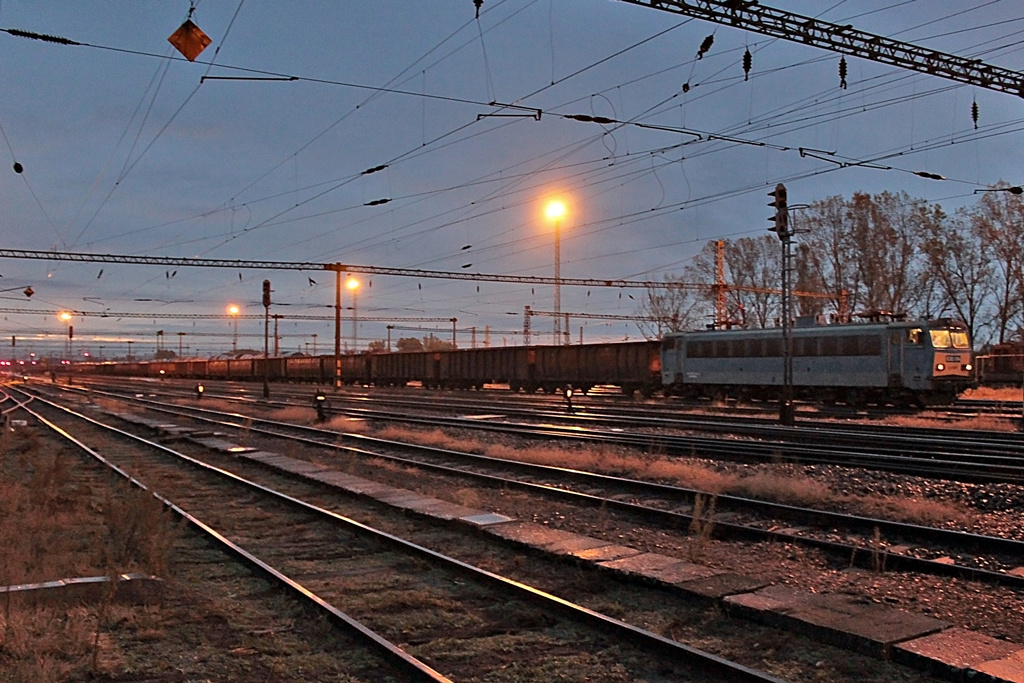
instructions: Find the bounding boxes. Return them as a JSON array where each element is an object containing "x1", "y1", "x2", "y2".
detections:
[{"x1": 639, "y1": 185, "x2": 1024, "y2": 348}]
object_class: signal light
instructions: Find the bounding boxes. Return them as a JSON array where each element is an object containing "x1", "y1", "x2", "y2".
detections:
[
  {"x1": 262, "y1": 279, "x2": 271, "y2": 308},
  {"x1": 768, "y1": 183, "x2": 788, "y2": 239}
]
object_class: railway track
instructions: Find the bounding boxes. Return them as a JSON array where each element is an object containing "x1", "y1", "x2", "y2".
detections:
[
  {"x1": 42, "y1": 382, "x2": 1024, "y2": 589},
  {"x1": 11, "y1": 384, "x2": 809, "y2": 682},
  {"x1": 82, "y1": 377, "x2": 1024, "y2": 484}
]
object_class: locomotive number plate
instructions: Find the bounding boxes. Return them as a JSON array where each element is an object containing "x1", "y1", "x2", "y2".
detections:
[{"x1": 945, "y1": 355, "x2": 961, "y2": 362}]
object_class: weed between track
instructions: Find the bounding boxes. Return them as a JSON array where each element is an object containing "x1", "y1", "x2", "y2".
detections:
[
  {"x1": 0, "y1": 428, "x2": 177, "y2": 680},
  {"x1": 366, "y1": 425, "x2": 971, "y2": 527}
]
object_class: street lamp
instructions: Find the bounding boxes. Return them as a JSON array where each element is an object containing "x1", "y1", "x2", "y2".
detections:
[
  {"x1": 227, "y1": 304, "x2": 241, "y2": 353},
  {"x1": 59, "y1": 312, "x2": 73, "y2": 359},
  {"x1": 347, "y1": 277, "x2": 360, "y2": 353},
  {"x1": 545, "y1": 200, "x2": 567, "y2": 345}
]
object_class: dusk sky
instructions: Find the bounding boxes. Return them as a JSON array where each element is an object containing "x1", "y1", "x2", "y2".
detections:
[{"x1": 0, "y1": 1, "x2": 1022, "y2": 358}]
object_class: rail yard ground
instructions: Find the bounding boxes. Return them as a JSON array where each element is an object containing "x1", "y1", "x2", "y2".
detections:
[
  {"x1": 0, "y1": 428, "x2": 413, "y2": 682},
  {"x1": 4, "y1": 384, "x2": 1024, "y2": 681}
]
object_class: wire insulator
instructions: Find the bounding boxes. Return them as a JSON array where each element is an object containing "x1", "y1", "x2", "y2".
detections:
[
  {"x1": 6, "y1": 28, "x2": 79, "y2": 45},
  {"x1": 742, "y1": 48, "x2": 752, "y2": 81},
  {"x1": 696, "y1": 34, "x2": 714, "y2": 60},
  {"x1": 971, "y1": 99, "x2": 979, "y2": 129},
  {"x1": 474, "y1": 0, "x2": 483, "y2": 18},
  {"x1": 839, "y1": 57, "x2": 848, "y2": 89},
  {"x1": 565, "y1": 114, "x2": 616, "y2": 125}
]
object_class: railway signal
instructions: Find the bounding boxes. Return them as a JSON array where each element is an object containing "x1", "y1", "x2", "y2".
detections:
[
  {"x1": 314, "y1": 392, "x2": 327, "y2": 422},
  {"x1": 768, "y1": 183, "x2": 789, "y2": 240},
  {"x1": 262, "y1": 279, "x2": 271, "y2": 399}
]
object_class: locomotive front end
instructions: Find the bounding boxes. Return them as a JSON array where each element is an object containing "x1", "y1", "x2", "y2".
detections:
[{"x1": 923, "y1": 320, "x2": 975, "y2": 402}]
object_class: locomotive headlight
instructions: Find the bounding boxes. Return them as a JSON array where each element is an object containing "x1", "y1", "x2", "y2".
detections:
[
  {"x1": 965, "y1": 363, "x2": 973, "y2": 371},
  {"x1": 936, "y1": 363, "x2": 945, "y2": 371}
]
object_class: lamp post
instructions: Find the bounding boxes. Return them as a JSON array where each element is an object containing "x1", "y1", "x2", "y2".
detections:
[
  {"x1": 545, "y1": 200, "x2": 567, "y2": 345},
  {"x1": 347, "y1": 278, "x2": 360, "y2": 353},
  {"x1": 227, "y1": 304, "x2": 240, "y2": 353},
  {"x1": 59, "y1": 312, "x2": 73, "y2": 359}
]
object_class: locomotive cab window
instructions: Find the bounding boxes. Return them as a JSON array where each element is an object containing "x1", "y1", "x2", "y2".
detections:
[
  {"x1": 929, "y1": 329, "x2": 970, "y2": 349},
  {"x1": 929, "y1": 330, "x2": 953, "y2": 349},
  {"x1": 907, "y1": 328, "x2": 923, "y2": 344}
]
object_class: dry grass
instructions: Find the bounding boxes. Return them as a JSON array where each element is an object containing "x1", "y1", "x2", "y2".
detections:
[
  {"x1": 268, "y1": 405, "x2": 318, "y2": 424},
  {"x1": 364, "y1": 425, "x2": 971, "y2": 527},
  {"x1": 962, "y1": 387, "x2": 1022, "y2": 401},
  {"x1": 881, "y1": 412, "x2": 1018, "y2": 432},
  {"x1": 95, "y1": 397, "x2": 143, "y2": 415},
  {"x1": 0, "y1": 428, "x2": 179, "y2": 681},
  {"x1": 325, "y1": 415, "x2": 369, "y2": 432}
]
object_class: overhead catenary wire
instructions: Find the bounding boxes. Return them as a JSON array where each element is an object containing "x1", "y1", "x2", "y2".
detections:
[{"x1": 4, "y1": 2, "x2": 1019, "y2": 327}]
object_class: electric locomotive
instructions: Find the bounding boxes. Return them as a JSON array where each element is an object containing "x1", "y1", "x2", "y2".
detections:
[{"x1": 659, "y1": 316, "x2": 973, "y2": 406}]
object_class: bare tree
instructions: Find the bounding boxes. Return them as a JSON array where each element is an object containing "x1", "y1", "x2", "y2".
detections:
[
  {"x1": 799, "y1": 195, "x2": 866, "y2": 316},
  {"x1": 971, "y1": 188, "x2": 1024, "y2": 343},
  {"x1": 921, "y1": 208, "x2": 992, "y2": 343},
  {"x1": 724, "y1": 236, "x2": 780, "y2": 327},
  {"x1": 636, "y1": 278, "x2": 707, "y2": 338}
]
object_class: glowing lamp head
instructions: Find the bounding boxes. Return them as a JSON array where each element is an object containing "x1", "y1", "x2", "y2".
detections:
[
  {"x1": 346, "y1": 278, "x2": 360, "y2": 291},
  {"x1": 227, "y1": 304, "x2": 240, "y2": 316},
  {"x1": 59, "y1": 312, "x2": 72, "y2": 322},
  {"x1": 545, "y1": 200, "x2": 567, "y2": 222}
]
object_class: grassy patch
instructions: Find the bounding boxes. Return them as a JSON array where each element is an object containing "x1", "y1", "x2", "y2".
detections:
[
  {"x1": 962, "y1": 387, "x2": 1022, "y2": 401},
  {"x1": 881, "y1": 413, "x2": 1018, "y2": 432},
  {"x1": 365, "y1": 425, "x2": 971, "y2": 527},
  {"x1": 0, "y1": 429, "x2": 179, "y2": 680}
]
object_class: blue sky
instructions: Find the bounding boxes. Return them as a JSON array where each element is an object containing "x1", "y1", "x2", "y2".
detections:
[{"x1": 0, "y1": 1, "x2": 1022, "y2": 358}]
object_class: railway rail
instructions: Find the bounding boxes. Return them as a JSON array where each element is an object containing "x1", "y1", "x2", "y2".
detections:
[
  {"x1": 9, "y1": 384, "x2": 798, "y2": 682},
  {"x1": 34, "y1": 382, "x2": 1024, "y2": 590},
  {"x1": 84, "y1": 377, "x2": 1024, "y2": 485}
]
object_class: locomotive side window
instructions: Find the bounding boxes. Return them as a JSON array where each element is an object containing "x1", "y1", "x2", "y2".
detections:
[
  {"x1": 907, "y1": 328, "x2": 923, "y2": 344},
  {"x1": 795, "y1": 337, "x2": 817, "y2": 356}
]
